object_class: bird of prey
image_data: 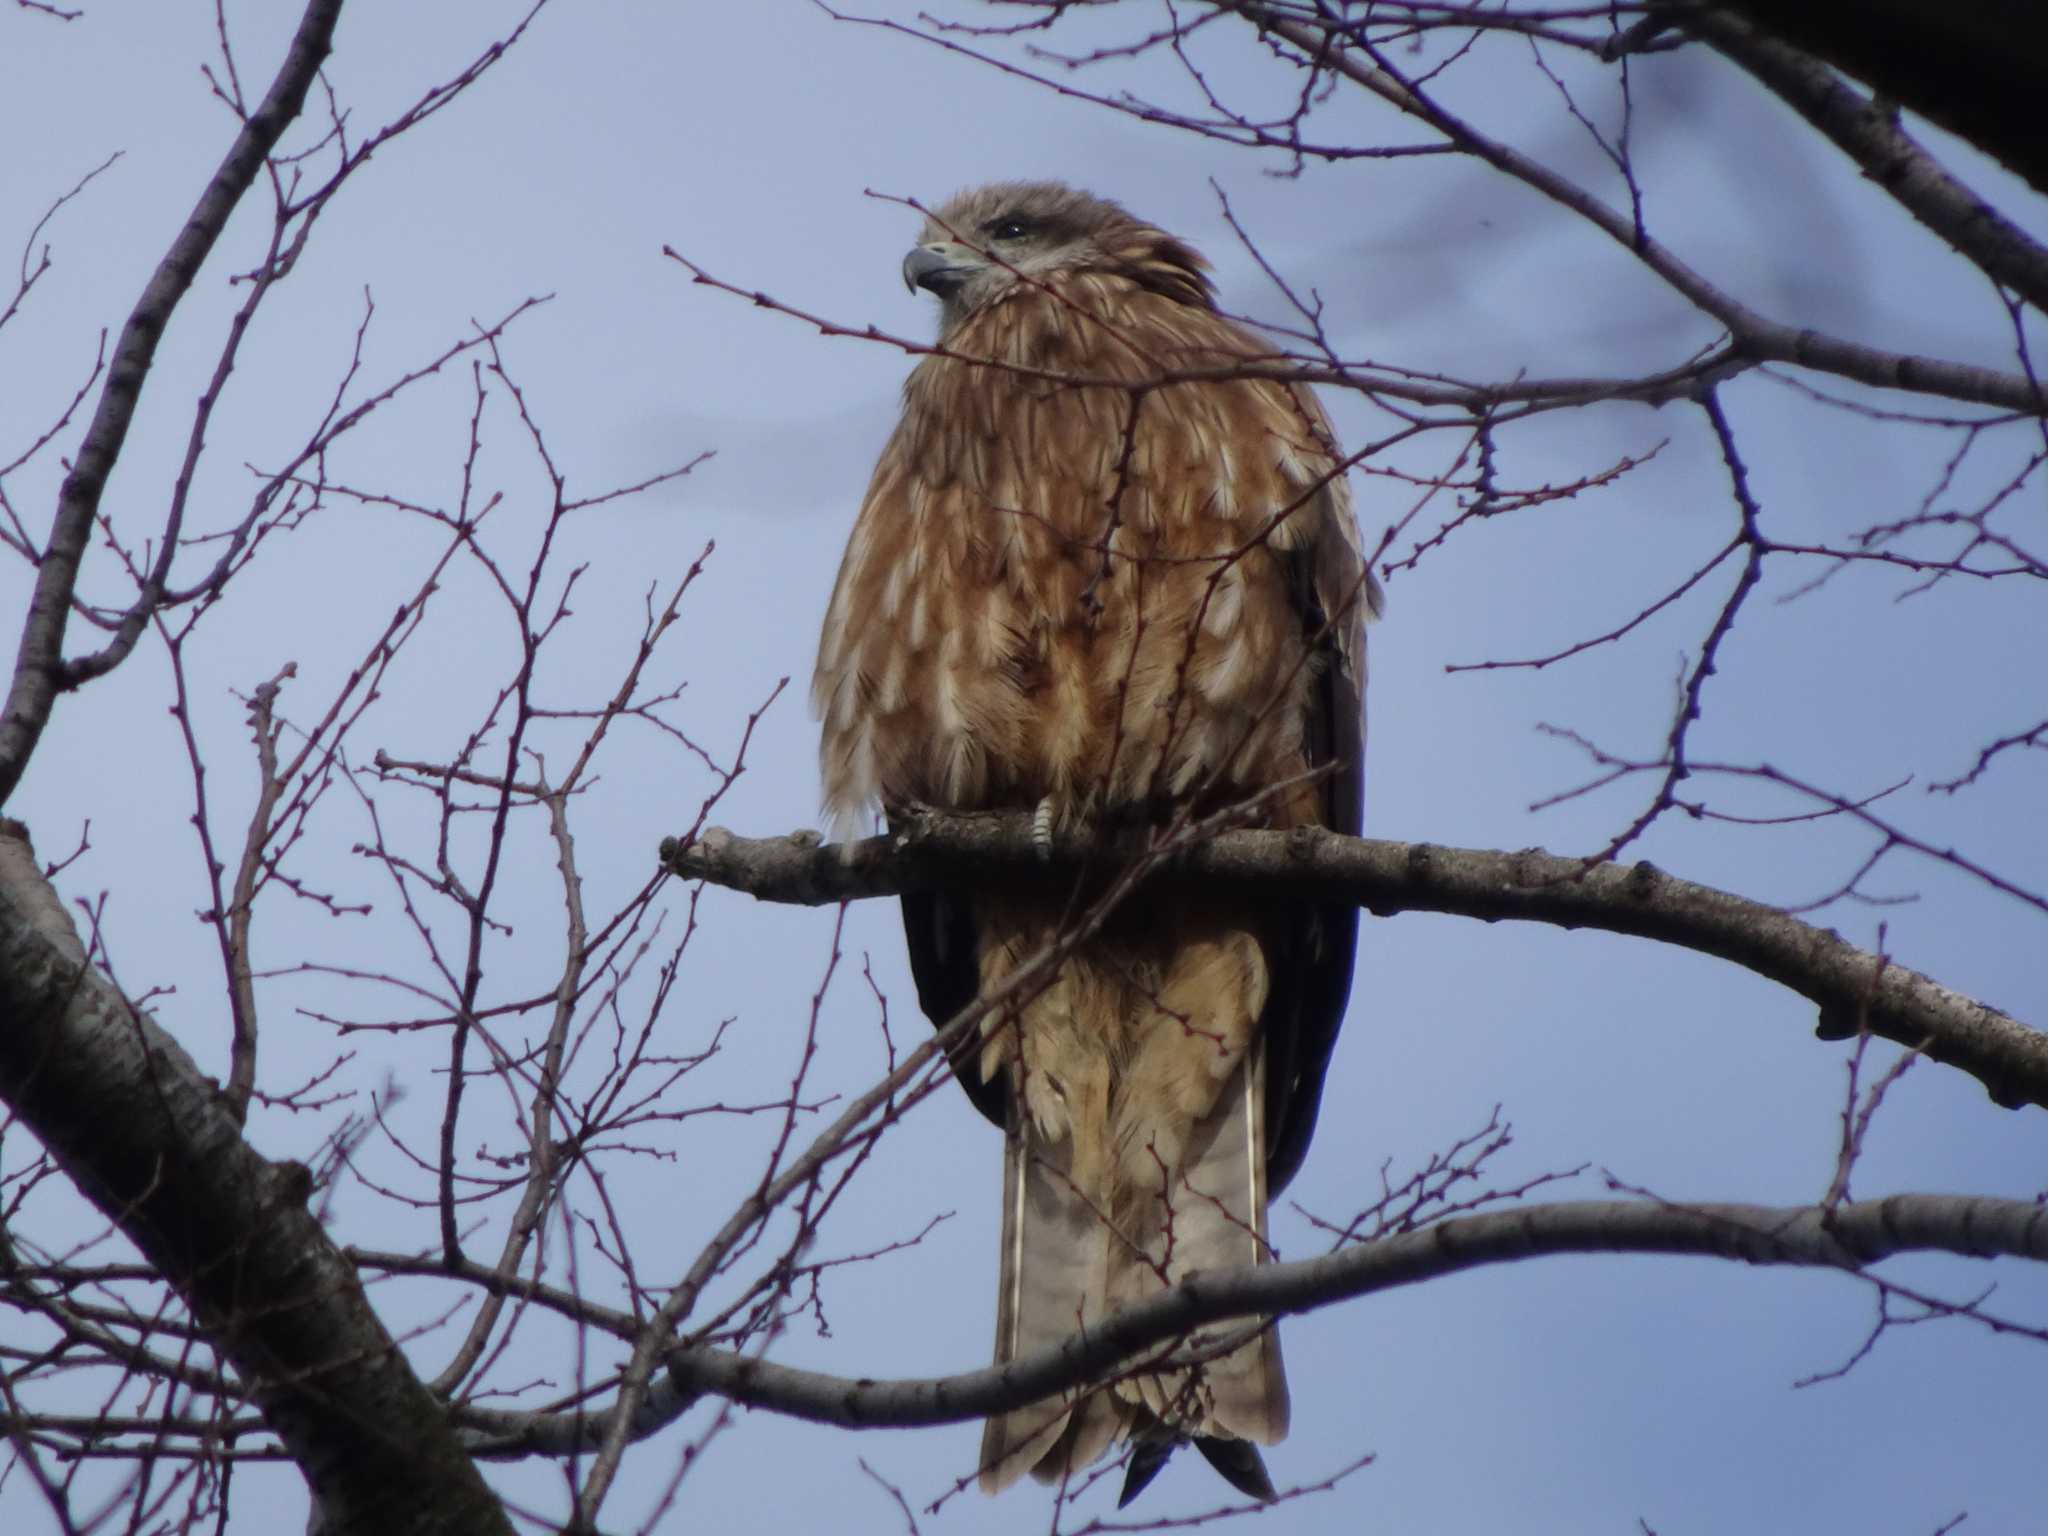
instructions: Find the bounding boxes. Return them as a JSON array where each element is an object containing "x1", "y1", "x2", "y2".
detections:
[{"x1": 812, "y1": 182, "x2": 1378, "y2": 1504}]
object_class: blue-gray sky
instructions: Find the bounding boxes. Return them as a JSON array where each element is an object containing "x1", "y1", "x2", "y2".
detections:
[{"x1": 2, "y1": 4, "x2": 2044, "y2": 1533}]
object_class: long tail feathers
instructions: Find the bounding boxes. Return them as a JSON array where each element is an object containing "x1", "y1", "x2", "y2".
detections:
[
  {"x1": 980, "y1": 1046, "x2": 1289, "y2": 1496},
  {"x1": 1120, "y1": 1051, "x2": 1289, "y2": 1446},
  {"x1": 978, "y1": 1111, "x2": 1114, "y2": 1492}
]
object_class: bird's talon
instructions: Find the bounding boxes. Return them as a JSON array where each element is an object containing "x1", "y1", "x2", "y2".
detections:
[{"x1": 1031, "y1": 797, "x2": 1057, "y2": 860}]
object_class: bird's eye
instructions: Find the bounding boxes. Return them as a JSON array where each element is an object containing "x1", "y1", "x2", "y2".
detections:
[{"x1": 987, "y1": 218, "x2": 1032, "y2": 242}]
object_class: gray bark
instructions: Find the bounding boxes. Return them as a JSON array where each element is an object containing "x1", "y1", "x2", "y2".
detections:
[
  {"x1": 0, "y1": 822, "x2": 511, "y2": 1536},
  {"x1": 662, "y1": 815, "x2": 2047, "y2": 1112}
]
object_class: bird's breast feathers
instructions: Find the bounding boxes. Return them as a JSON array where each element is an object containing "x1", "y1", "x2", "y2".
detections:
[{"x1": 815, "y1": 278, "x2": 1350, "y2": 828}]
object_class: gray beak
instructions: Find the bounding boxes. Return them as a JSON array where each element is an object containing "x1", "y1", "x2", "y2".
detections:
[{"x1": 902, "y1": 244, "x2": 971, "y2": 296}]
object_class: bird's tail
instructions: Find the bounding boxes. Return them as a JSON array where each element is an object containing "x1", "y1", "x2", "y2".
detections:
[
  {"x1": 1113, "y1": 1046, "x2": 1289, "y2": 1448},
  {"x1": 977, "y1": 1103, "x2": 1120, "y2": 1491},
  {"x1": 970, "y1": 950, "x2": 1286, "y2": 1490}
]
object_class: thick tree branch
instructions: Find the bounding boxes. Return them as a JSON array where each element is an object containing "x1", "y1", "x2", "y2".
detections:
[
  {"x1": 1215, "y1": 2, "x2": 2044, "y2": 414},
  {"x1": 1697, "y1": 0, "x2": 2048, "y2": 195},
  {"x1": 0, "y1": 821, "x2": 512, "y2": 1536},
  {"x1": 0, "y1": 0, "x2": 341, "y2": 808},
  {"x1": 660, "y1": 815, "x2": 2046, "y2": 1112},
  {"x1": 465, "y1": 1192, "x2": 2047, "y2": 1449},
  {"x1": 1684, "y1": 6, "x2": 2048, "y2": 317}
]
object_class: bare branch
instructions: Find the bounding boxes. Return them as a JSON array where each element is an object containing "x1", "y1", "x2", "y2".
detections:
[
  {"x1": 1209, "y1": 2, "x2": 2045, "y2": 413},
  {"x1": 1684, "y1": 6, "x2": 2048, "y2": 317},
  {"x1": 0, "y1": 0, "x2": 343, "y2": 807},
  {"x1": 0, "y1": 819, "x2": 513, "y2": 1535},
  {"x1": 1689, "y1": 0, "x2": 2048, "y2": 194},
  {"x1": 662, "y1": 814, "x2": 2046, "y2": 1112},
  {"x1": 466, "y1": 1192, "x2": 2048, "y2": 1450}
]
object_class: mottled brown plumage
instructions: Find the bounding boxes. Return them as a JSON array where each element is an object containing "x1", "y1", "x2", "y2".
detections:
[{"x1": 813, "y1": 182, "x2": 1378, "y2": 1502}]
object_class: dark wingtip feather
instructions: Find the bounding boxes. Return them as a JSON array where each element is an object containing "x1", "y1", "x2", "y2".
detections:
[{"x1": 1195, "y1": 1437, "x2": 1278, "y2": 1503}]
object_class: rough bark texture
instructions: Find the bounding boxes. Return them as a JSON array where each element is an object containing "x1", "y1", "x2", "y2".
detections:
[
  {"x1": 0, "y1": 823, "x2": 511, "y2": 1536},
  {"x1": 661, "y1": 816, "x2": 2047, "y2": 1113},
  {"x1": 459, "y1": 1190, "x2": 2048, "y2": 1448},
  {"x1": 1687, "y1": 6, "x2": 2048, "y2": 317},
  {"x1": 1702, "y1": 1, "x2": 2048, "y2": 194}
]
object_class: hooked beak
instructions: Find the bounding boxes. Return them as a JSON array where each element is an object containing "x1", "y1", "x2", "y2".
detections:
[{"x1": 902, "y1": 242, "x2": 976, "y2": 297}]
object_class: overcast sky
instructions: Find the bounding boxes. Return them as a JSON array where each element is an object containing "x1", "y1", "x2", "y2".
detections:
[{"x1": 3, "y1": 4, "x2": 2045, "y2": 1533}]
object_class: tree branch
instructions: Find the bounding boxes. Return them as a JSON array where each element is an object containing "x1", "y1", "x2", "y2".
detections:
[
  {"x1": 0, "y1": 820, "x2": 512, "y2": 1536},
  {"x1": 465, "y1": 1192, "x2": 2048, "y2": 1449},
  {"x1": 1214, "y1": 2, "x2": 2045, "y2": 413},
  {"x1": 660, "y1": 814, "x2": 2047, "y2": 1112},
  {"x1": 0, "y1": 0, "x2": 340, "y2": 807},
  {"x1": 1693, "y1": 0, "x2": 2048, "y2": 195},
  {"x1": 1684, "y1": 6, "x2": 2048, "y2": 317}
]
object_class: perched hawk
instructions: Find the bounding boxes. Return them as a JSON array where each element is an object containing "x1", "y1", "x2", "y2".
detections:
[{"x1": 813, "y1": 183, "x2": 1379, "y2": 1503}]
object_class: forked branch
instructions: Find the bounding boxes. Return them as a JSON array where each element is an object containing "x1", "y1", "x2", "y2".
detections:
[{"x1": 0, "y1": 0, "x2": 342, "y2": 807}]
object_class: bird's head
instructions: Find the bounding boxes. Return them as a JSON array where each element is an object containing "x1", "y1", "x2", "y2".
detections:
[{"x1": 901, "y1": 181, "x2": 1213, "y2": 337}]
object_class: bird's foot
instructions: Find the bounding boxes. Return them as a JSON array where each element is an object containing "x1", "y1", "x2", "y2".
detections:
[{"x1": 1031, "y1": 795, "x2": 1057, "y2": 862}]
